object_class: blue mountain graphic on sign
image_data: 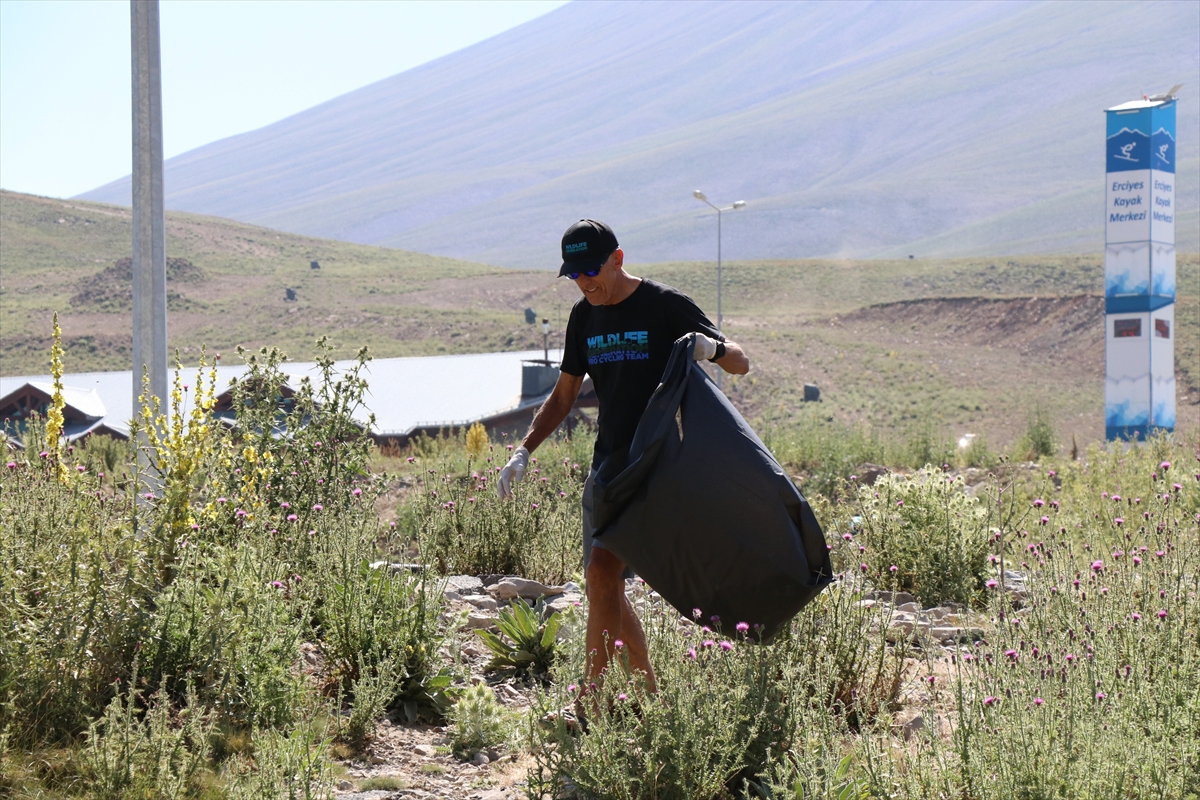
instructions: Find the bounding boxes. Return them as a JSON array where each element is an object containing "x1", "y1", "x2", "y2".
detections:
[
  {"x1": 1152, "y1": 401, "x2": 1175, "y2": 428},
  {"x1": 1105, "y1": 401, "x2": 1149, "y2": 428},
  {"x1": 1150, "y1": 127, "x2": 1175, "y2": 174},
  {"x1": 1105, "y1": 271, "x2": 1149, "y2": 297},
  {"x1": 1150, "y1": 270, "x2": 1175, "y2": 297},
  {"x1": 1107, "y1": 128, "x2": 1149, "y2": 172}
]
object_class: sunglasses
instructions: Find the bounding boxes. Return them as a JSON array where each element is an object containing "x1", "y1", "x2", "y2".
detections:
[{"x1": 566, "y1": 267, "x2": 603, "y2": 280}]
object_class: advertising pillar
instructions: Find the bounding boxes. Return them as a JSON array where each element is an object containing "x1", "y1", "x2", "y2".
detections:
[{"x1": 1104, "y1": 94, "x2": 1176, "y2": 441}]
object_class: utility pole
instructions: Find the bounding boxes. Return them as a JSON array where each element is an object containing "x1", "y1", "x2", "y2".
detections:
[{"x1": 131, "y1": 0, "x2": 168, "y2": 443}]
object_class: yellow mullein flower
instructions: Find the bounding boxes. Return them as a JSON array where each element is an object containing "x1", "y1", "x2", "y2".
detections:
[{"x1": 45, "y1": 314, "x2": 70, "y2": 483}]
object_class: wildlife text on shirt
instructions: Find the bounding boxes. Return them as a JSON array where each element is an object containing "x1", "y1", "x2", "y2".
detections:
[{"x1": 587, "y1": 331, "x2": 650, "y2": 365}]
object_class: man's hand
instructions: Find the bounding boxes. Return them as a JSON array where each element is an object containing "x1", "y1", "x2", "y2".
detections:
[
  {"x1": 497, "y1": 446, "x2": 530, "y2": 499},
  {"x1": 693, "y1": 334, "x2": 718, "y2": 361}
]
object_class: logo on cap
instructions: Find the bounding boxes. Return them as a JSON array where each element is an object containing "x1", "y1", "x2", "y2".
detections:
[{"x1": 564, "y1": 242, "x2": 589, "y2": 253}]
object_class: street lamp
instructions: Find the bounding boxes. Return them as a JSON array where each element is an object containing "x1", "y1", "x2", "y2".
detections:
[
  {"x1": 692, "y1": 190, "x2": 745, "y2": 334},
  {"x1": 541, "y1": 318, "x2": 551, "y2": 365},
  {"x1": 693, "y1": 191, "x2": 745, "y2": 388}
]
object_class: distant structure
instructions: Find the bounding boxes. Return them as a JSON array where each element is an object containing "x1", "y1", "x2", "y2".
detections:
[
  {"x1": 1103, "y1": 86, "x2": 1179, "y2": 440},
  {"x1": 310, "y1": 260, "x2": 321, "y2": 270},
  {"x1": 285, "y1": 288, "x2": 297, "y2": 301},
  {"x1": 524, "y1": 307, "x2": 537, "y2": 324},
  {"x1": 1, "y1": 350, "x2": 593, "y2": 448}
]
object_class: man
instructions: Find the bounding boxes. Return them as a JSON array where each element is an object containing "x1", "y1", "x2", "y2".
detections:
[{"x1": 497, "y1": 219, "x2": 749, "y2": 692}]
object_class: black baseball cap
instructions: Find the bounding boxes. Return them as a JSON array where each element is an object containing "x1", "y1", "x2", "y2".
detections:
[{"x1": 559, "y1": 219, "x2": 619, "y2": 276}]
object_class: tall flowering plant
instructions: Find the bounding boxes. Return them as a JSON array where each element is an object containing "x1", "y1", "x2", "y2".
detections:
[
  {"x1": 44, "y1": 313, "x2": 70, "y2": 484},
  {"x1": 130, "y1": 352, "x2": 220, "y2": 582}
]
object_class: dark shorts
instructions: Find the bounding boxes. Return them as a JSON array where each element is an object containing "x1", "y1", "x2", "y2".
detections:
[{"x1": 582, "y1": 469, "x2": 635, "y2": 579}]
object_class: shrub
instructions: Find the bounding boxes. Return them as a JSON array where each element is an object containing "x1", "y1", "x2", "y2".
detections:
[
  {"x1": 850, "y1": 467, "x2": 994, "y2": 607},
  {"x1": 83, "y1": 680, "x2": 213, "y2": 800},
  {"x1": 528, "y1": 581, "x2": 906, "y2": 799},
  {"x1": 760, "y1": 410, "x2": 887, "y2": 499},
  {"x1": 415, "y1": 446, "x2": 585, "y2": 584},
  {"x1": 1017, "y1": 403, "x2": 1058, "y2": 458},
  {"x1": 449, "y1": 683, "x2": 510, "y2": 758}
]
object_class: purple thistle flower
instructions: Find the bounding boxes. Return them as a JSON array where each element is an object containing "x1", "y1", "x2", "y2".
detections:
[
  {"x1": 983, "y1": 696, "x2": 997, "y2": 707},
  {"x1": 1033, "y1": 697, "x2": 1044, "y2": 706},
  {"x1": 1114, "y1": 518, "x2": 1124, "y2": 526},
  {"x1": 617, "y1": 693, "x2": 627, "y2": 701},
  {"x1": 5, "y1": 462, "x2": 14, "y2": 469},
  {"x1": 1091, "y1": 560, "x2": 1104, "y2": 572},
  {"x1": 986, "y1": 579, "x2": 999, "y2": 589},
  {"x1": 861, "y1": 563, "x2": 869, "y2": 573},
  {"x1": 736, "y1": 622, "x2": 749, "y2": 633},
  {"x1": 216, "y1": 497, "x2": 227, "y2": 504},
  {"x1": 312, "y1": 503, "x2": 323, "y2": 511},
  {"x1": 1111, "y1": 494, "x2": 1120, "y2": 502},
  {"x1": 1160, "y1": 461, "x2": 1171, "y2": 471},
  {"x1": 613, "y1": 639, "x2": 624, "y2": 650},
  {"x1": 1131, "y1": 612, "x2": 1141, "y2": 621},
  {"x1": 687, "y1": 647, "x2": 697, "y2": 660},
  {"x1": 287, "y1": 514, "x2": 298, "y2": 522},
  {"x1": 1157, "y1": 609, "x2": 1168, "y2": 620},
  {"x1": 1040, "y1": 516, "x2": 1050, "y2": 525},
  {"x1": 719, "y1": 641, "x2": 733, "y2": 651},
  {"x1": 1032, "y1": 498, "x2": 1045, "y2": 508},
  {"x1": 280, "y1": 501, "x2": 290, "y2": 509},
  {"x1": 270, "y1": 580, "x2": 284, "y2": 589},
  {"x1": 889, "y1": 565, "x2": 898, "y2": 573},
  {"x1": 702, "y1": 640, "x2": 715, "y2": 648},
  {"x1": 692, "y1": 608, "x2": 702, "y2": 619},
  {"x1": 352, "y1": 488, "x2": 362, "y2": 497},
  {"x1": 1095, "y1": 691, "x2": 1107, "y2": 701}
]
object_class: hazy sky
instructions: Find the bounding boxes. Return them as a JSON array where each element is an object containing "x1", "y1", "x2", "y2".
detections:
[{"x1": 0, "y1": 0, "x2": 569, "y2": 199}]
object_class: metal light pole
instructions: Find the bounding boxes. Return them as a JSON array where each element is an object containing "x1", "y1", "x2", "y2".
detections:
[
  {"x1": 131, "y1": 0, "x2": 168, "y2": 434},
  {"x1": 692, "y1": 191, "x2": 745, "y2": 387},
  {"x1": 541, "y1": 318, "x2": 551, "y2": 365}
]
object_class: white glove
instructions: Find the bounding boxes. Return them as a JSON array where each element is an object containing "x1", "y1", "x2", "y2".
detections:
[
  {"x1": 693, "y1": 334, "x2": 718, "y2": 362},
  {"x1": 497, "y1": 446, "x2": 530, "y2": 499}
]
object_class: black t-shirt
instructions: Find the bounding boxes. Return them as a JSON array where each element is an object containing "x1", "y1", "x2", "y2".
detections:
[{"x1": 560, "y1": 279, "x2": 722, "y2": 469}]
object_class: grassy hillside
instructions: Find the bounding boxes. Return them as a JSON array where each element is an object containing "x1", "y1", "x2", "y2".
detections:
[
  {"x1": 3, "y1": 189, "x2": 1195, "y2": 449},
  {"x1": 0, "y1": 190, "x2": 552, "y2": 374}
]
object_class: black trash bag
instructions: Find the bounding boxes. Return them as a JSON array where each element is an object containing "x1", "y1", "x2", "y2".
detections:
[{"x1": 591, "y1": 333, "x2": 833, "y2": 642}]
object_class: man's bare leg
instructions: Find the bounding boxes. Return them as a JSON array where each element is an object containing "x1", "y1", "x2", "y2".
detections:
[{"x1": 585, "y1": 548, "x2": 656, "y2": 694}]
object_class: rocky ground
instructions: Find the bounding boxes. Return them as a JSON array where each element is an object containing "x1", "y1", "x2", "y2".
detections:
[
  {"x1": 332, "y1": 574, "x2": 582, "y2": 800},
  {"x1": 330, "y1": 565, "x2": 1010, "y2": 800}
]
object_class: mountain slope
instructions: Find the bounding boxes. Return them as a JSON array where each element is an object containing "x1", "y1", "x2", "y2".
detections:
[{"x1": 80, "y1": 0, "x2": 1198, "y2": 266}]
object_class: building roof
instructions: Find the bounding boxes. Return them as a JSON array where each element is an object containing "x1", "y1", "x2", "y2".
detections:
[{"x1": 0, "y1": 348, "x2": 563, "y2": 440}]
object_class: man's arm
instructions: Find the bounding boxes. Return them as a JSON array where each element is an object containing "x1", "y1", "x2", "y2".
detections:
[
  {"x1": 498, "y1": 371, "x2": 583, "y2": 498},
  {"x1": 521, "y1": 371, "x2": 585, "y2": 453},
  {"x1": 715, "y1": 341, "x2": 750, "y2": 375}
]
